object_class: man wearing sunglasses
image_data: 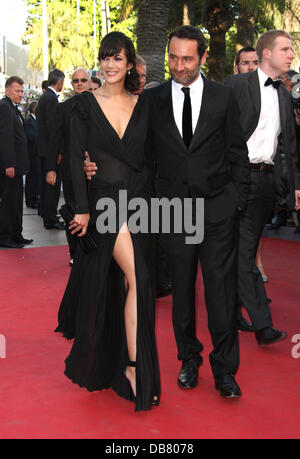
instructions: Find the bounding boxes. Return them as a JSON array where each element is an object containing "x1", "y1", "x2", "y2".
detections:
[{"x1": 46, "y1": 68, "x2": 90, "y2": 265}]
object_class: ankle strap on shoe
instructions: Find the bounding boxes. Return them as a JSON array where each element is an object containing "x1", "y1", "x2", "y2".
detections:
[{"x1": 127, "y1": 360, "x2": 136, "y2": 367}]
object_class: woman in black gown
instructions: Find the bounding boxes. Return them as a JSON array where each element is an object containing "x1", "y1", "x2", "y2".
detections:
[{"x1": 55, "y1": 32, "x2": 160, "y2": 411}]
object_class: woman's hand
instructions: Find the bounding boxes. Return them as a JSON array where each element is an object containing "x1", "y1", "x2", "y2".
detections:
[
  {"x1": 84, "y1": 151, "x2": 98, "y2": 180},
  {"x1": 69, "y1": 213, "x2": 90, "y2": 237}
]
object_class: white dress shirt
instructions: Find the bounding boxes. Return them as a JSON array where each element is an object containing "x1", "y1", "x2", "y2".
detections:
[
  {"x1": 171, "y1": 74, "x2": 203, "y2": 138},
  {"x1": 247, "y1": 67, "x2": 281, "y2": 164}
]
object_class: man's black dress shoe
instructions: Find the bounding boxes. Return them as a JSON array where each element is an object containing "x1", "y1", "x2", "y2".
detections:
[
  {"x1": 237, "y1": 316, "x2": 254, "y2": 332},
  {"x1": 215, "y1": 375, "x2": 241, "y2": 398},
  {"x1": 13, "y1": 237, "x2": 33, "y2": 245},
  {"x1": 178, "y1": 356, "x2": 202, "y2": 389},
  {"x1": 0, "y1": 240, "x2": 24, "y2": 249},
  {"x1": 255, "y1": 327, "x2": 287, "y2": 345},
  {"x1": 45, "y1": 222, "x2": 66, "y2": 230}
]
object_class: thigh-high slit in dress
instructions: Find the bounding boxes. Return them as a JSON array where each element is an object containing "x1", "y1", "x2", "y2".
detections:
[{"x1": 55, "y1": 91, "x2": 161, "y2": 411}]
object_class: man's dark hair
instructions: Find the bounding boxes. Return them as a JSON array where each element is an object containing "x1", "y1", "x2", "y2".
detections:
[
  {"x1": 168, "y1": 26, "x2": 207, "y2": 59},
  {"x1": 48, "y1": 69, "x2": 65, "y2": 86},
  {"x1": 5, "y1": 75, "x2": 24, "y2": 88},
  {"x1": 28, "y1": 101, "x2": 38, "y2": 114},
  {"x1": 91, "y1": 76, "x2": 101, "y2": 87},
  {"x1": 42, "y1": 80, "x2": 49, "y2": 90},
  {"x1": 235, "y1": 46, "x2": 256, "y2": 66}
]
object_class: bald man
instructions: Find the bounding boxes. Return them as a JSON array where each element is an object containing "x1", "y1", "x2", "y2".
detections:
[{"x1": 46, "y1": 68, "x2": 90, "y2": 264}]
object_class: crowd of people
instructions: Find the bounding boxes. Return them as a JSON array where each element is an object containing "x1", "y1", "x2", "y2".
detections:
[{"x1": 1, "y1": 25, "x2": 300, "y2": 412}]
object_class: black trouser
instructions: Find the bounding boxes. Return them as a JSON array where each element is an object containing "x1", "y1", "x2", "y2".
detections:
[
  {"x1": 238, "y1": 168, "x2": 276, "y2": 330},
  {"x1": 0, "y1": 174, "x2": 24, "y2": 242},
  {"x1": 40, "y1": 157, "x2": 61, "y2": 226},
  {"x1": 160, "y1": 210, "x2": 239, "y2": 379},
  {"x1": 156, "y1": 241, "x2": 170, "y2": 287},
  {"x1": 25, "y1": 152, "x2": 41, "y2": 206},
  {"x1": 62, "y1": 179, "x2": 78, "y2": 260}
]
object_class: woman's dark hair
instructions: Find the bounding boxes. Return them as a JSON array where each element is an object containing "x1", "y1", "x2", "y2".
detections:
[
  {"x1": 168, "y1": 25, "x2": 207, "y2": 60},
  {"x1": 98, "y1": 31, "x2": 139, "y2": 93}
]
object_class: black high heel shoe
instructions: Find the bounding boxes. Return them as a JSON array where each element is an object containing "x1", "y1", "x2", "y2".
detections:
[
  {"x1": 125, "y1": 360, "x2": 159, "y2": 406},
  {"x1": 125, "y1": 360, "x2": 136, "y2": 401}
]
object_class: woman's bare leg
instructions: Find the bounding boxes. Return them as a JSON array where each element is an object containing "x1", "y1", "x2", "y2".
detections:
[
  {"x1": 113, "y1": 222, "x2": 137, "y2": 396},
  {"x1": 255, "y1": 238, "x2": 267, "y2": 278}
]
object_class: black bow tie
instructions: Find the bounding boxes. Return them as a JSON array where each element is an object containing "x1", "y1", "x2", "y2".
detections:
[{"x1": 264, "y1": 77, "x2": 281, "y2": 89}]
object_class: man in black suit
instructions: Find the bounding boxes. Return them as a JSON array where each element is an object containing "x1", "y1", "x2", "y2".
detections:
[
  {"x1": 85, "y1": 26, "x2": 250, "y2": 397},
  {"x1": 0, "y1": 76, "x2": 32, "y2": 248},
  {"x1": 25, "y1": 101, "x2": 41, "y2": 209},
  {"x1": 145, "y1": 26, "x2": 250, "y2": 398},
  {"x1": 233, "y1": 46, "x2": 259, "y2": 333},
  {"x1": 224, "y1": 30, "x2": 300, "y2": 346},
  {"x1": 46, "y1": 68, "x2": 90, "y2": 264},
  {"x1": 36, "y1": 68, "x2": 65, "y2": 230}
]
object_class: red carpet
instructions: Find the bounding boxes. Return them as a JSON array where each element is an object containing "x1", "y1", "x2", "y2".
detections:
[{"x1": 0, "y1": 238, "x2": 300, "y2": 439}]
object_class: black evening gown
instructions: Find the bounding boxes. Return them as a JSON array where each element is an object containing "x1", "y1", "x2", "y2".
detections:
[{"x1": 55, "y1": 91, "x2": 161, "y2": 411}]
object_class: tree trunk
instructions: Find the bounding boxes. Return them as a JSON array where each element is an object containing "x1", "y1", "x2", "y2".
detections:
[
  {"x1": 137, "y1": 0, "x2": 171, "y2": 82},
  {"x1": 236, "y1": 4, "x2": 256, "y2": 51},
  {"x1": 204, "y1": 1, "x2": 235, "y2": 82},
  {"x1": 207, "y1": 28, "x2": 226, "y2": 82},
  {"x1": 171, "y1": 0, "x2": 195, "y2": 28}
]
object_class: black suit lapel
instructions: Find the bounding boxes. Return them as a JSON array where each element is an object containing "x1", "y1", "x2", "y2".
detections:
[
  {"x1": 277, "y1": 85, "x2": 287, "y2": 132},
  {"x1": 5, "y1": 96, "x2": 25, "y2": 128},
  {"x1": 157, "y1": 81, "x2": 186, "y2": 155},
  {"x1": 248, "y1": 70, "x2": 261, "y2": 118}
]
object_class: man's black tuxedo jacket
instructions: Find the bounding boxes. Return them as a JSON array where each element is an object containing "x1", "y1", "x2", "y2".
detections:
[
  {"x1": 36, "y1": 87, "x2": 59, "y2": 158},
  {"x1": 224, "y1": 69, "x2": 300, "y2": 209},
  {"x1": 25, "y1": 114, "x2": 38, "y2": 157},
  {"x1": 0, "y1": 96, "x2": 29, "y2": 175},
  {"x1": 145, "y1": 77, "x2": 250, "y2": 223},
  {"x1": 46, "y1": 96, "x2": 73, "y2": 181}
]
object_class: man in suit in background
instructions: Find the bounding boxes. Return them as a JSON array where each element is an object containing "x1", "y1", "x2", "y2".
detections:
[
  {"x1": 224, "y1": 30, "x2": 300, "y2": 346},
  {"x1": 25, "y1": 101, "x2": 41, "y2": 210},
  {"x1": 234, "y1": 46, "x2": 259, "y2": 74},
  {"x1": 0, "y1": 76, "x2": 32, "y2": 248},
  {"x1": 46, "y1": 68, "x2": 90, "y2": 265},
  {"x1": 232, "y1": 46, "x2": 259, "y2": 333},
  {"x1": 36, "y1": 68, "x2": 65, "y2": 230}
]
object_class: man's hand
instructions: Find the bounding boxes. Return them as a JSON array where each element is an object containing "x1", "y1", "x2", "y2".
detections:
[
  {"x1": 46, "y1": 171, "x2": 57, "y2": 186},
  {"x1": 69, "y1": 213, "x2": 90, "y2": 237},
  {"x1": 84, "y1": 151, "x2": 97, "y2": 180},
  {"x1": 295, "y1": 190, "x2": 300, "y2": 210},
  {"x1": 294, "y1": 109, "x2": 300, "y2": 127},
  {"x1": 6, "y1": 167, "x2": 15, "y2": 178}
]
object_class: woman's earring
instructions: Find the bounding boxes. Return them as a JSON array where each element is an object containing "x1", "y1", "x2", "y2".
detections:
[{"x1": 128, "y1": 70, "x2": 131, "y2": 76}]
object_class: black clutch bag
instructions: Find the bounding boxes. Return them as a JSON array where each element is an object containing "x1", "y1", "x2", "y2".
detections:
[{"x1": 59, "y1": 203, "x2": 98, "y2": 253}]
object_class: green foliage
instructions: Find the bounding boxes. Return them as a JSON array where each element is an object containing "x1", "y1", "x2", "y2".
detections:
[
  {"x1": 108, "y1": 0, "x2": 138, "y2": 43},
  {"x1": 24, "y1": 0, "x2": 101, "y2": 73},
  {"x1": 23, "y1": 1, "x2": 300, "y2": 79}
]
